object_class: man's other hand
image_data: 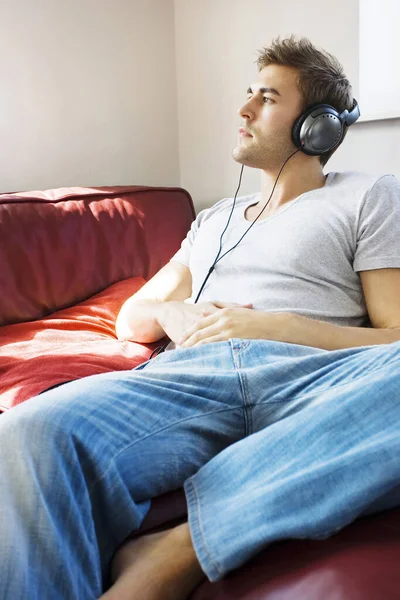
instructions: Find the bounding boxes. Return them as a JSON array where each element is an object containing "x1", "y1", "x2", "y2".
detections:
[
  {"x1": 177, "y1": 303, "x2": 290, "y2": 348},
  {"x1": 155, "y1": 300, "x2": 253, "y2": 347}
]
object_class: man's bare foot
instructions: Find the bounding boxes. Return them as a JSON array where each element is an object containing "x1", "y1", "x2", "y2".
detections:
[{"x1": 99, "y1": 522, "x2": 206, "y2": 600}]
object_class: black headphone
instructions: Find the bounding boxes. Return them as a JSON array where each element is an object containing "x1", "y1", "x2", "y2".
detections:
[{"x1": 292, "y1": 98, "x2": 360, "y2": 156}]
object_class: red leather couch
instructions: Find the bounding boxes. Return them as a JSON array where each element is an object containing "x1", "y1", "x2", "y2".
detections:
[{"x1": 1, "y1": 185, "x2": 400, "y2": 599}]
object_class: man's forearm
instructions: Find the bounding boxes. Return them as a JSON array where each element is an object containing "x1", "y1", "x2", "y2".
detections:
[
  {"x1": 115, "y1": 299, "x2": 171, "y2": 343},
  {"x1": 282, "y1": 312, "x2": 400, "y2": 350}
]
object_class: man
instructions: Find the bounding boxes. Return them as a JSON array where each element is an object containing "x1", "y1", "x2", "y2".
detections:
[{"x1": 1, "y1": 36, "x2": 400, "y2": 600}]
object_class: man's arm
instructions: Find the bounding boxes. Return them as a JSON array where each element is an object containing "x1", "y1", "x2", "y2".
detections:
[
  {"x1": 283, "y1": 268, "x2": 400, "y2": 350},
  {"x1": 115, "y1": 261, "x2": 192, "y2": 343},
  {"x1": 179, "y1": 268, "x2": 400, "y2": 350},
  {"x1": 283, "y1": 313, "x2": 400, "y2": 350}
]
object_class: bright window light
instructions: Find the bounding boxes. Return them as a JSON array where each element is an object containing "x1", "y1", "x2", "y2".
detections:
[{"x1": 359, "y1": 0, "x2": 400, "y2": 121}]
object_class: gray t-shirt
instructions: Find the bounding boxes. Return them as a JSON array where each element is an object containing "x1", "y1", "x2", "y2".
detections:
[{"x1": 170, "y1": 171, "x2": 400, "y2": 341}]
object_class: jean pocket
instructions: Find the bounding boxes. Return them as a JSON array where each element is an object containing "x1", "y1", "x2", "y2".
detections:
[{"x1": 134, "y1": 352, "x2": 164, "y2": 371}]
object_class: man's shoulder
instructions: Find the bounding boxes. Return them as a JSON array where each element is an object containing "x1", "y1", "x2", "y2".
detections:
[
  {"x1": 326, "y1": 170, "x2": 398, "y2": 192},
  {"x1": 324, "y1": 171, "x2": 400, "y2": 220}
]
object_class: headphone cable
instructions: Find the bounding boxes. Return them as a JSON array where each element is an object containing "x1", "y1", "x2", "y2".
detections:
[
  {"x1": 194, "y1": 148, "x2": 301, "y2": 302},
  {"x1": 150, "y1": 147, "x2": 301, "y2": 358}
]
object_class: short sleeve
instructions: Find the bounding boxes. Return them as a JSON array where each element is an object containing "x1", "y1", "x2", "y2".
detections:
[
  {"x1": 353, "y1": 175, "x2": 400, "y2": 272},
  {"x1": 169, "y1": 205, "x2": 214, "y2": 267}
]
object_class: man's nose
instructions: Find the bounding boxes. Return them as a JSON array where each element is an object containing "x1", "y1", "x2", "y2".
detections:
[{"x1": 237, "y1": 98, "x2": 255, "y2": 120}]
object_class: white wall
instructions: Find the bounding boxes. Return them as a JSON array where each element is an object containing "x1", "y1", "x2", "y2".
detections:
[
  {"x1": 174, "y1": 0, "x2": 400, "y2": 211},
  {"x1": 1, "y1": 0, "x2": 398, "y2": 203},
  {"x1": 0, "y1": 0, "x2": 180, "y2": 192}
]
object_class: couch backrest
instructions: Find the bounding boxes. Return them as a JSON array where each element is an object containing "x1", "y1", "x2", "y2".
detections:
[{"x1": 0, "y1": 185, "x2": 195, "y2": 326}]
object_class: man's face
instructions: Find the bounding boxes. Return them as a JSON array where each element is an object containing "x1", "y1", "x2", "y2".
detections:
[{"x1": 232, "y1": 64, "x2": 304, "y2": 169}]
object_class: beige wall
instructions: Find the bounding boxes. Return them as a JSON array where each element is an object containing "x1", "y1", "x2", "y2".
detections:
[
  {"x1": 0, "y1": 0, "x2": 179, "y2": 192},
  {"x1": 1, "y1": 0, "x2": 398, "y2": 204}
]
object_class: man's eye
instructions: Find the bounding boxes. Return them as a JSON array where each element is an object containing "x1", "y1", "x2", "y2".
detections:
[{"x1": 245, "y1": 96, "x2": 274, "y2": 104}]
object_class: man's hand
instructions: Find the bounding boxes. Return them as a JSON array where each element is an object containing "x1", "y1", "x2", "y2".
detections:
[
  {"x1": 155, "y1": 300, "x2": 253, "y2": 346},
  {"x1": 177, "y1": 304, "x2": 291, "y2": 348}
]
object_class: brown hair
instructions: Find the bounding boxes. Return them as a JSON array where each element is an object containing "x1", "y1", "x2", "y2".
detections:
[{"x1": 255, "y1": 35, "x2": 354, "y2": 167}]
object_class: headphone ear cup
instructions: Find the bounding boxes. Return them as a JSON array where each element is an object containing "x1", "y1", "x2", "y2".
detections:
[
  {"x1": 292, "y1": 104, "x2": 344, "y2": 156},
  {"x1": 292, "y1": 112, "x2": 305, "y2": 150}
]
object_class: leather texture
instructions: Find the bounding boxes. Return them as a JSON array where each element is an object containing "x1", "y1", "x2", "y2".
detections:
[
  {"x1": 0, "y1": 276, "x2": 165, "y2": 410},
  {"x1": 0, "y1": 185, "x2": 195, "y2": 411},
  {"x1": 0, "y1": 185, "x2": 195, "y2": 326}
]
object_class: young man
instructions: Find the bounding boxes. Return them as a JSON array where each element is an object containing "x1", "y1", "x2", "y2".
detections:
[{"x1": 1, "y1": 36, "x2": 400, "y2": 600}]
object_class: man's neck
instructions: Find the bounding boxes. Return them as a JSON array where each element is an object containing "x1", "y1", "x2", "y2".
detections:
[{"x1": 259, "y1": 159, "x2": 327, "y2": 213}]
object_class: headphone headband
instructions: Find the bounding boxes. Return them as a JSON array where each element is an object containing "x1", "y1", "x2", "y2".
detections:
[{"x1": 339, "y1": 98, "x2": 360, "y2": 126}]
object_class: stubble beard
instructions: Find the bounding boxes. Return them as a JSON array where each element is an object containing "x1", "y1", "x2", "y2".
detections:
[{"x1": 232, "y1": 135, "x2": 294, "y2": 170}]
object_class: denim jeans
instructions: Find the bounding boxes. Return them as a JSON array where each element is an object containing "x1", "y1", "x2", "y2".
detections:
[{"x1": 1, "y1": 338, "x2": 400, "y2": 599}]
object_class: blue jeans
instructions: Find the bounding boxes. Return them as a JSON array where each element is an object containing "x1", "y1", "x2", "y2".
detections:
[{"x1": 1, "y1": 339, "x2": 400, "y2": 599}]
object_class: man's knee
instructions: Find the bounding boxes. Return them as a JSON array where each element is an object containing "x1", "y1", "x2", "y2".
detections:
[{"x1": 0, "y1": 398, "x2": 72, "y2": 475}]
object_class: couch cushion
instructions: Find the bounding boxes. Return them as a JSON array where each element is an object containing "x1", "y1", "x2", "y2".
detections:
[
  {"x1": 0, "y1": 185, "x2": 195, "y2": 326},
  {"x1": 0, "y1": 276, "x2": 165, "y2": 411}
]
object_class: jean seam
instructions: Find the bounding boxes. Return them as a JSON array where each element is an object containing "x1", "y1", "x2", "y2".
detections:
[
  {"x1": 230, "y1": 342, "x2": 252, "y2": 435},
  {"x1": 186, "y1": 477, "x2": 222, "y2": 579},
  {"x1": 87, "y1": 405, "x2": 243, "y2": 495},
  {"x1": 230, "y1": 339, "x2": 251, "y2": 355}
]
